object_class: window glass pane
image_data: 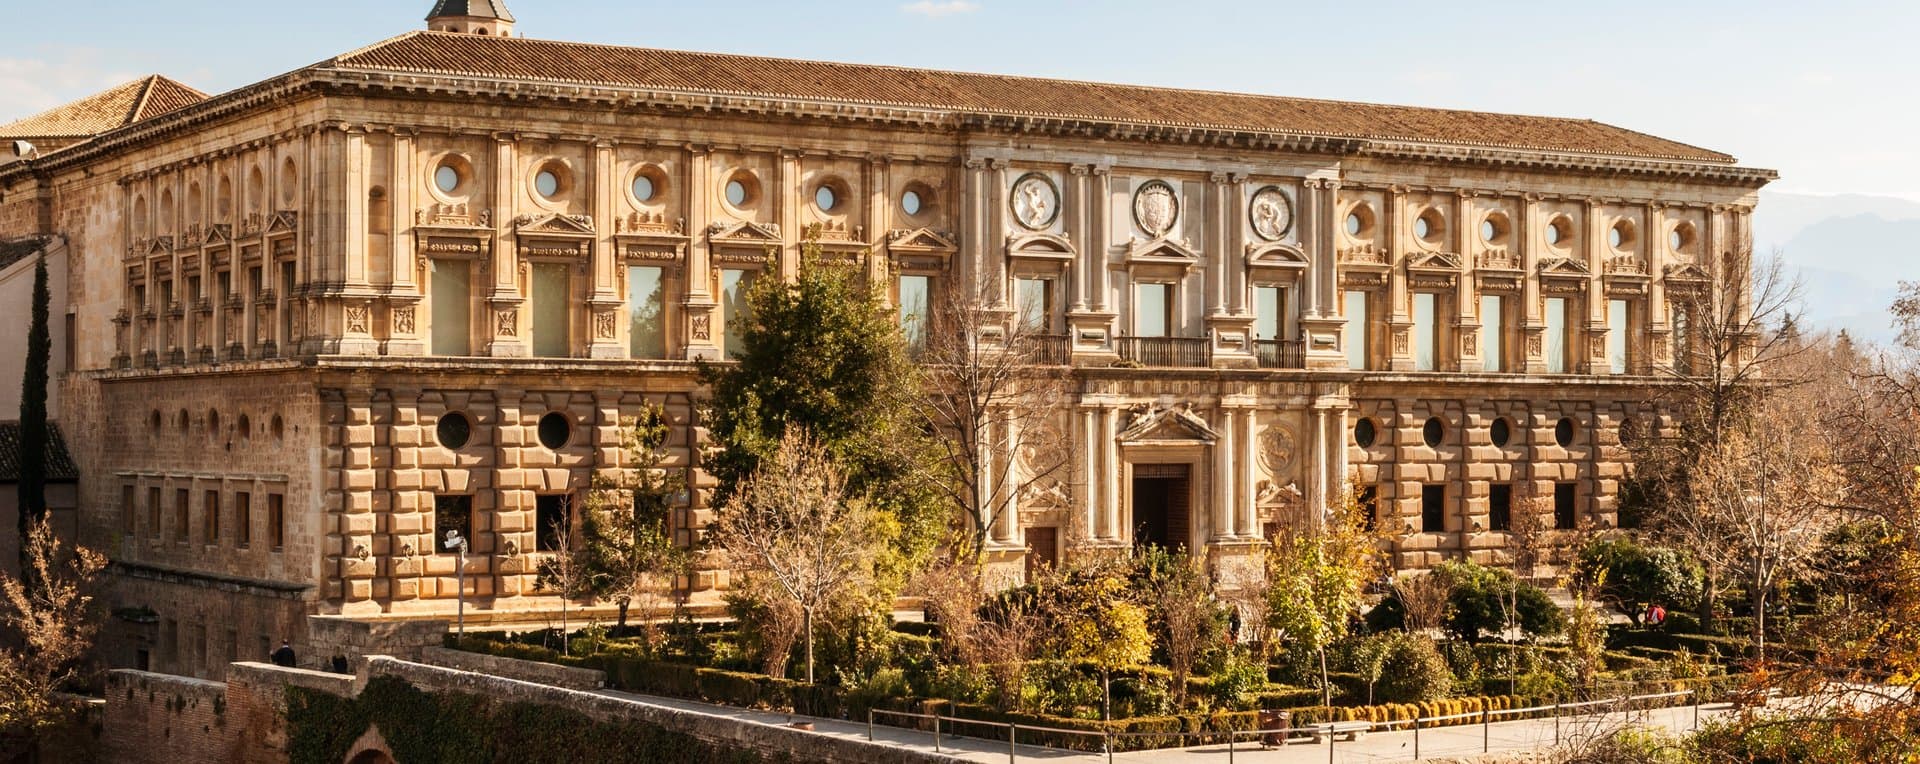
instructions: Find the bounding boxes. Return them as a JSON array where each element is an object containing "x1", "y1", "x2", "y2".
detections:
[
  {"x1": 902, "y1": 190, "x2": 922, "y2": 216},
  {"x1": 532, "y1": 262, "x2": 570, "y2": 357},
  {"x1": 430, "y1": 259, "x2": 471, "y2": 356},
  {"x1": 1412, "y1": 293, "x2": 1436, "y2": 371},
  {"x1": 1344, "y1": 290, "x2": 1368, "y2": 370},
  {"x1": 1015, "y1": 278, "x2": 1050, "y2": 333},
  {"x1": 1253, "y1": 286, "x2": 1280, "y2": 341},
  {"x1": 721, "y1": 269, "x2": 755, "y2": 357},
  {"x1": 1133, "y1": 283, "x2": 1169, "y2": 337},
  {"x1": 1544, "y1": 297, "x2": 1568, "y2": 373},
  {"x1": 1608, "y1": 299, "x2": 1629, "y2": 375},
  {"x1": 628, "y1": 266, "x2": 666, "y2": 359},
  {"x1": 1480, "y1": 295, "x2": 1503, "y2": 372},
  {"x1": 899, "y1": 275, "x2": 930, "y2": 350},
  {"x1": 632, "y1": 175, "x2": 654, "y2": 202}
]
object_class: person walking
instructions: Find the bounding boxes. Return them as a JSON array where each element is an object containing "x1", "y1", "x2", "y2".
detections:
[{"x1": 271, "y1": 640, "x2": 297, "y2": 668}]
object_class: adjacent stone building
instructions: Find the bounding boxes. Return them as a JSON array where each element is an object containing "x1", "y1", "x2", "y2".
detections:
[{"x1": 0, "y1": 1, "x2": 1774, "y2": 678}]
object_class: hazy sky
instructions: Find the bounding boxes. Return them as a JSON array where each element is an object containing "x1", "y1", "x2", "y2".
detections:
[{"x1": 2, "y1": 1, "x2": 1914, "y2": 200}]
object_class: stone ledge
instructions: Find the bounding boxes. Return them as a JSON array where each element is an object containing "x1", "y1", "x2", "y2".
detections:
[{"x1": 419, "y1": 646, "x2": 604, "y2": 691}]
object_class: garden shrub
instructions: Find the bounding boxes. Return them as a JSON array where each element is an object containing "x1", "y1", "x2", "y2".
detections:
[
  {"x1": 1375, "y1": 634, "x2": 1453, "y2": 703},
  {"x1": 1205, "y1": 650, "x2": 1267, "y2": 711}
]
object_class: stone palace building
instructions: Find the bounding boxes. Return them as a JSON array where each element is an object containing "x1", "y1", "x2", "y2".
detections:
[{"x1": 0, "y1": 0, "x2": 1773, "y2": 678}]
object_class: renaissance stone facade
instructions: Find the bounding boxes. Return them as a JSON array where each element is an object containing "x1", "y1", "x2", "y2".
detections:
[{"x1": 0, "y1": 1, "x2": 1773, "y2": 679}]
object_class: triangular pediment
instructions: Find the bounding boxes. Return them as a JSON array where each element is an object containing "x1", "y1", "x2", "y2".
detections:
[
  {"x1": 203, "y1": 223, "x2": 232, "y2": 246},
  {"x1": 1664, "y1": 262, "x2": 1711, "y2": 282},
  {"x1": 888, "y1": 227, "x2": 959, "y2": 254},
  {"x1": 513, "y1": 212, "x2": 595, "y2": 237},
  {"x1": 144, "y1": 236, "x2": 174, "y2": 256},
  {"x1": 1127, "y1": 236, "x2": 1199, "y2": 263},
  {"x1": 1538, "y1": 257, "x2": 1592, "y2": 277},
  {"x1": 267, "y1": 210, "x2": 298, "y2": 235},
  {"x1": 1245, "y1": 242, "x2": 1309, "y2": 270},
  {"x1": 1406, "y1": 251, "x2": 1462, "y2": 271},
  {"x1": 708, "y1": 220, "x2": 783, "y2": 244},
  {"x1": 1006, "y1": 231, "x2": 1076, "y2": 259},
  {"x1": 1117, "y1": 405, "x2": 1220, "y2": 444}
]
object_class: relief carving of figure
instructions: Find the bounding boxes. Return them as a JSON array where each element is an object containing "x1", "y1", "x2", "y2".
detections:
[
  {"x1": 1249, "y1": 187, "x2": 1293, "y2": 241},
  {"x1": 1011, "y1": 173, "x2": 1057, "y2": 230}
]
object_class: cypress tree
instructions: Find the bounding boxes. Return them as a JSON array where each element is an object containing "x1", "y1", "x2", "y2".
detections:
[{"x1": 18, "y1": 250, "x2": 51, "y2": 579}]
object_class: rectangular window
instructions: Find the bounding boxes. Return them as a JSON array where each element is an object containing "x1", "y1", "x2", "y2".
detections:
[
  {"x1": 429, "y1": 259, "x2": 472, "y2": 356},
  {"x1": 1480, "y1": 295, "x2": 1503, "y2": 372},
  {"x1": 1253, "y1": 286, "x2": 1282, "y2": 341},
  {"x1": 267, "y1": 493, "x2": 285, "y2": 551},
  {"x1": 531, "y1": 262, "x2": 570, "y2": 358},
  {"x1": 147, "y1": 486, "x2": 161, "y2": 539},
  {"x1": 174, "y1": 488, "x2": 190, "y2": 543},
  {"x1": 627, "y1": 265, "x2": 666, "y2": 359},
  {"x1": 1544, "y1": 297, "x2": 1568, "y2": 373},
  {"x1": 1014, "y1": 277, "x2": 1051, "y2": 334},
  {"x1": 898, "y1": 275, "x2": 931, "y2": 350},
  {"x1": 236, "y1": 492, "x2": 252, "y2": 548},
  {"x1": 1607, "y1": 299, "x2": 1629, "y2": 375},
  {"x1": 1554, "y1": 482, "x2": 1577, "y2": 530},
  {"x1": 203, "y1": 490, "x2": 220, "y2": 544},
  {"x1": 1489, "y1": 483, "x2": 1513, "y2": 532},
  {"x1": 122, "y1": 485, "x2": 136, "y2": 534},
  {"x1": 720, "y1": 268, "x2": 755, "y2": 358},
  {"x1": 1421, "y1": 484, "x2": 1446, "y2": 533},
  {"x1": 1344, "y1": 290, "x2": 1368, "y2": 370},
  {"x1": 1133, "y1": 282, "x2": 1171, "y2": 337},
  {"x1": 1412, "y1": 292, "x2": 1437, "y2": 371},
  {"x1": 434, "y1": 495, "x2": 473, "y2": 553},
  {"x1": 535, "y1": 494, "x2": 572, "y2": 552}
]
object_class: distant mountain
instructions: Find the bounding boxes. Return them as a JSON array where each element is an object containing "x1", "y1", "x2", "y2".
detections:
[{"x1": 1753, "y1": 192, "x2": 1920, "y2": 345}]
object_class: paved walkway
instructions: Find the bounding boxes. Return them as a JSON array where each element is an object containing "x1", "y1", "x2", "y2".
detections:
[{"x1": 595, "y1": 685, "x2": 1740, "y2": 763}]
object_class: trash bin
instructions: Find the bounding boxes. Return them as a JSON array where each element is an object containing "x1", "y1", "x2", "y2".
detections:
[{"x1": 1259, "y1": 709, "x2": 1291, "y2": 747}]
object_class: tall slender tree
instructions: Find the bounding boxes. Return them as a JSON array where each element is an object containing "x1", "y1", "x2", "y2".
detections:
[{"x1": 17, "y1": 251, "x2": 51, "y2": 583}]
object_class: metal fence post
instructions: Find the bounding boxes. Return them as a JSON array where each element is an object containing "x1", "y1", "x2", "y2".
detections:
[
  {"x1": 1414, "y1": 714, "x2": 1421, "y2": 761},
  {"x1": 1008, "y1": 722, "x2": 1016, "y2": 764},
  {"x1": 1482, "y1": 708, "x2": 1490, "y2": 753},
  {"x1": 1693, "y1": 690, "x2": 1701, "y2": 731},
  {"x1": 933, "y1": 714, "x2": 941, "y2": 753},
  {"x1": 867, "y1": 708, "x2": 873, "y2": 742},
  {"x1": 1228, "y1": 729, "x2": 1235, "y2": 764},
  {"x1": 1327, "y1": 729, "x2": 1335, "y2": 764},
  {"x1": 1105, "y1": 731, "x2": 1113, "y2": 764},
  {"x1": 1554, "y1": 699, "x2": 1562, "y2": 747}
]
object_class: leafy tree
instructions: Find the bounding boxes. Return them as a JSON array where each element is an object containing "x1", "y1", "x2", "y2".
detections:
[
  {"x1": 1137, "y1": 548, "x2": 1226, "y2": 708},
  {"x1": 1266, "y1": 488, "x2": 1382, "y2": 705},
  {"x1": 1374, "y1": 559, "x2": 1563, "y2": 644},
  {"x1": 1017, "y1": 556, "x2": 1154, "y2": 720},
  {"x1": 533, "y1": 496, "x2": 593, "y2": 655},
  {"x1": 1571, "y1": 535, "x2": 1704, "y2": 626},
  {"x1": 1374, "y1": 632, "x2": 1453, "y2": 704},
  {"x1": 708, "y1": 431, "x2": 883, "y2": 684},
  {"x1": 578, "y1": 403, "x2": 689, "y2": 638},
  {"x1": 0, "y1": 517, "x2": 105, "y2": 757},
  {"x1": 699, "y1": 244, "x2": 941, "y2": 605},
  {"x1": 16, "y1": 252, "x2": 49, "y2": 583}
]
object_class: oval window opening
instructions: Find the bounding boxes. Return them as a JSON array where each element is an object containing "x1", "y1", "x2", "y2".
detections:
[
  {"x1": 1353, "y1": 418, "x2": 1377, "y2": 448},
  {"x1": 1555, "y1": 417, "x2": 1576, "y2": 447},
  {"x1": 535, "y1": 170, "x2": 560, "y2": 199},
  {"x1": 725, "y1": 180, "x2": 748, "y2": 207},
  {"x1": 437, "y1": 412, "x2": 472, "y2": 450},
  {"x1": 1422, "y1": 417, "x2": 1444, "y2": 448},
  {"x1": 435, "y1": 165, "x2": 460, "y2": 194},
  {"x1": 1345, "y1": 213, "x2": 1362, "y2": 236},
  {"x1": 902, "y1": 190, "x2": 922, "y2": 216},
  {"x1": 633, "y1": 175, "x2": 655, "y2": 202},
  {"x1": 538, "y1": 412, "x2": 571, "y2": 450},
  {"x1": 1413, "y1": 217, "x2": 1431, "y2": 240},
  {"x1": 815, "y1": 185, "x2": 837, "y2": 212},
  {"x1": 1490, "y1": 418, "x2": 1511, "y2": 448}
]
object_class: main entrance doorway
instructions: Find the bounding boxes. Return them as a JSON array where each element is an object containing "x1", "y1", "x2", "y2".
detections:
[{"x1": 1131, "y1": 464, "x2": 1191, "y2": 551}]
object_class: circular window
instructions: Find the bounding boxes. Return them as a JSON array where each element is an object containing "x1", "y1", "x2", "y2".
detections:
[
  {"x1": 1555, "y1": 417, "x2": 1576, "y2": 447},
  {"x1": 1546, "y1": 216, "x2": 1572, "y2": 246},
  {"x1": 633, "y1": 174, "x2": 655, "y2": 202},
  {"x1": 1610, "y1": 221, "x2": 1634, "y2": 249},
  {"x1": 1481, "y1": 213, "x2": 1510, "y2": 244},
  {"x1": 722, "y1": 171, "x2": 761, "y2": 211},
  {"x1": 432, "y1": 155, "x2": 475, "y2": 198},
  {"x1": 1668, "y1": 230, "x2": 1682, "y2": 250},
  {"x1": 1414, "y1": 209, "x2": 1444, "y2": 244},
  {"x1": 535, "y1": 170, "x2": 560, "y2": 199},
  {"x1": 1413, "y1": 216, "x2": 1430, "y2": 240},
  {"x1": 1353, "y1": 418, "x2": 1378, "y2": 448},
  {"x1": 537, "y1": 412, "x2": 571, "y2": 450},
  {"x1": 1422, "y1": 417, "x2": 1444, "y2": 448},
  {"x1": 437, "y1": 412, "x2": 473, "y2": 450},
  {"x1": 901, "y1": 189, "x2": 923, "y2": 216},
  {"x1": 1670, "y1": 222, "x2": 1696, "y2": 253},
  {"x1": 1490, "y1": 418, "x2": 1512, "y2": 447},
  {"x1": 435, "y1": 165, "x2": 460, "y2": 194},
  {"x1": 815, "y1": 184, "x2": 838, "y2": 213},
  {"x1": 1481, "y1": 220, "x2": 1496, "y2": 242},
  {"x1": 725, "y1": 180, "x2": 748, "y2": 207},
  {"x1": 1346, "y1": 213, "x2": 1362, "y2": 236}
]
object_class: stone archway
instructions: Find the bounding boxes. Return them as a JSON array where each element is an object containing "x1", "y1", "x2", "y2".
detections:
[
  {"x1": 348, "y1": 751, "x2": 395, "y2": 764},
  {"x1": 343, "y1": 724, "x2": 396, "y2": 764}
]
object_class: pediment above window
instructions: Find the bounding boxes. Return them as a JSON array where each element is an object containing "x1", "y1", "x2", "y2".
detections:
[
  {"x1": 1126, "y1": 236, "x2": 1199, "y2": 269},
  {"x1": 415, "y1": 203, "x2": 493, "y2": 231},
  {"x1": 1245, "y1": 242, "x2": 1309, "y2": 271},
  {"x1": 1405, "y1": 251, "x2": 1462, "y2": 271},
  {"x1": 513, "y1": 213, "x2": 595, "y2": 238},
  {"x1": 1006, "y1": 231, "x2": 1076, "y2": 261},
  {"x1": 888, "y1": 227, "x2": 959, "y2": 257},
  {"x1": 708, "y1": 220, "x2": 783, "y2": 245},
  {"x1": 266, "y1": 211, "x2": 299, "y2": 236},
  {"x1": 1537, "y1": 256, "x2": 1592, "y2": 277},
  {"x1": 201, "y1": 223, "x2": 234, "y2": 247},
  {"x1": 1663, "y1": 262, "x2": 1711, "y2": 283},
  {"x1": 1117, "y1": 404, "x2": 1219, "y2": 445}
]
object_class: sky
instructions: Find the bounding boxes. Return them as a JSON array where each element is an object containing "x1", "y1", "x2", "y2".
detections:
[{"x1": 0, "y1": 0, "x2": 1915, "y2": 199}]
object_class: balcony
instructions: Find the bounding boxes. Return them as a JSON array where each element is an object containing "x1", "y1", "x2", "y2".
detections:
[
  {"x1": 1011, "y1": 334, "x2": 1072, "y2": 366},
  {"x1": 1116, "y1": 336, "x2": 1211, "y2": 368},
  {"x1": 1253, "y1": 339, "x2": 1305, "y2": 369}
]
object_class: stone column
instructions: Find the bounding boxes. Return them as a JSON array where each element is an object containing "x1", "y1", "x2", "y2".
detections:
[
  {"x1": 1092, "y1": 166, "x2": 1113, "y2": 312},
  {"x1": 1205, "y1": 174, "x2": 1227, "y2": 317},
  {"x1": 1081, "y1": 405, "x2": 1101, "y2": 542},
  {"x1": 1227, "y1": 174, "x2": 1250, "y2": 316},
  {"x1": 683, "y1": 145, "x2": 717, "y2": 361},
  {"x1": 1066, "y1": 164, "x2": 1088, "y2": 311},
  {"x1": 485, "y1": 134, "x2": 527, "y2": 357},
  {"x1": 1386, "y1": 188, "x2": 1413, "y2": 371},
  {"x1": 1452, "y1": 191, "x2": 1475, "y2": 372},
  {"x1": 587, "y1": 140, "x2": 624, "y2": 359},
  {"x1": 998, "y1": 411, "x2": 1021, "y2": 545},
  {"x1": 1238, "y1": 406, "x2": 1259, "y2": 538},
  {"x1": 385, "y1": 130, "x2": 424, "y2": 356},
  {"x1": 960, "y1": 158, "x2": 986, "y2": 300},
  {"x1": 987, "y1": 160, "x2": 1009, "y2": 306},
  {"x1": 1211, "y1": 408, "x2": 1235, "y2": 541},
  {"x1": 1100, "y1": 405, "x2": 1121, "y2": 542},
  {"x1": 777, "y1": 151, "x2": 800, "y2": 278},
  {"x1": 1521, "y1": 195, "x2": 1546, "y2": 373}
]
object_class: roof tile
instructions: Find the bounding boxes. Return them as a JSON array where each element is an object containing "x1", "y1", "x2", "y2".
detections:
[{"x1": 0, "y1": 76, "x2": 208, "y2": 140}]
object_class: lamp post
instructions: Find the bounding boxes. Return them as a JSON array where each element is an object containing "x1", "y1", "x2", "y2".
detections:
[{"x1": 444, "y1": 530, "x2": 469, "y2": 640}]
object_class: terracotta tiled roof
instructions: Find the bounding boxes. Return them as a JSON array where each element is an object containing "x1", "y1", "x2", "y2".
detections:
[
  {"x1": 0, "y1": 75, "x2": 208, "y2": 140},
  {"x1": 329, "y1": 32, "x2": 1732, "y2": 163},
  {"x1": 0, "y1": 422, "x2": 79, "y2": 483}
]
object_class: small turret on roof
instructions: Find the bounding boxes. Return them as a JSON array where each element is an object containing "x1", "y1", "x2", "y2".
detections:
[{"x1": 426, "y1": 0, "x2": 514, "y2": 37}]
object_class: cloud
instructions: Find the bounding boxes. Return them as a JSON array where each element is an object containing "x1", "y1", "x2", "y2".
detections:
[
  {"x1": 0, "y1": 48, "x2": 143, "y2": 124},
  {"x1": 901, "y1": 0, "x2": 980, "y2": 18}
]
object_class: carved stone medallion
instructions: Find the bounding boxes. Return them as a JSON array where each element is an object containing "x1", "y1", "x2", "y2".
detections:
[
  {"x1": 1010, "y1": 173, "x2": 1059, "y2": 230},
  {"x1": 1258, "y1": 424, "x2": 1296, "y2": 473},
  {"x1": 1132, "y1": 180, "x2": 1178, "y2": 237},
  {"x1": 1249, "y1": 186, "x2": 1293, "y2": 241}
]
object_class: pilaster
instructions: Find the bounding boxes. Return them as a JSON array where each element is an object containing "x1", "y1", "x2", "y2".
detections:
[{"x1": 485, "y1": 134, "x2": 527, "y2": 357}]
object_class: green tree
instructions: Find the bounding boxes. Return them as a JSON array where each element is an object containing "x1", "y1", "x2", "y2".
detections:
[
  {"x1": 1266, "y1": 488, "x2": 1382, "y2": 705},
  {"x1": 1433, "y1": 558, "x2": 1563, "y2": 644},
  {"x1": 578, "y1": 403, "x2": 689, "y2": 637},
  {"x1": 699, "y1": 243, "x2": 940, "y2": 591},
  {"x1": 1571, "y1": 535, "x2": 1704, "y2": 626},
  {"x1": 1137, "y1": 548, "x2": 1226, "y2": 708},
  {"x1": 16, "y1": 252, "x2": 50, "y2": 582},
  {"x1": 1050, "y1": 568, "x2": 1153, "y2": 721}
]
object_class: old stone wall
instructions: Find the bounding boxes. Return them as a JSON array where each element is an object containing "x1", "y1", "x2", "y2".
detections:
[
  {"x1": 103, "y1": 669, "x2": 237, "y2": 764},
  {"x1": 418, "y1": 645, "x2": 604, "y2": 690},
  {"x1": 306, "y1": 615, "x2": 448, "y2": 667}
]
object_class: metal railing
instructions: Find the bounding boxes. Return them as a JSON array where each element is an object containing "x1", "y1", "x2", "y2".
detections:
[
  {"x1": 864, "y1": 687, "x2": 1704, "y2": 763},
  {"x1": 1010, "y1": 334, "x2": 1073, "y2": 366},
  {"x1": 1253, "y1": 339, "x2": 1305, "y2": 369},
  {"x1": 1115, "y1": 336, "x2": 1211, "y2": 368}
]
